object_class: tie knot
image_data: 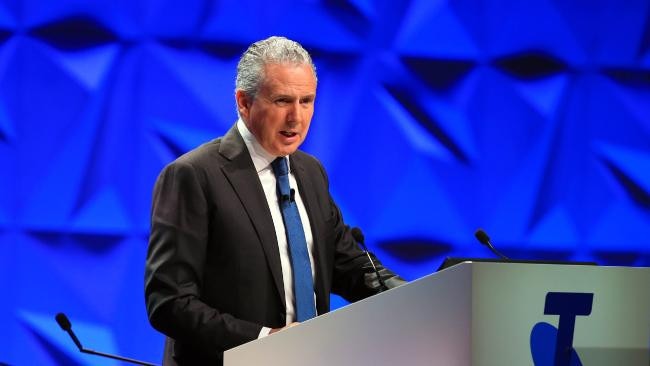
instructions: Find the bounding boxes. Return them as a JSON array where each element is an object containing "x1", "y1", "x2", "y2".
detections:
[{"x1": 271, "y1": 157, "x2": 289, "y2": 177}]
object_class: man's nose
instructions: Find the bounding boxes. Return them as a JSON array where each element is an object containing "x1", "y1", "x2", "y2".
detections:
[{"x1": 287, "y1": 101, "x2": 302, "y2": 124}]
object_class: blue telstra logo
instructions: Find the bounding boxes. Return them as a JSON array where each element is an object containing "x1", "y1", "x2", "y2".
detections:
[{"x1": 530, "y1": 292, "x2": 594, "y2": 366}]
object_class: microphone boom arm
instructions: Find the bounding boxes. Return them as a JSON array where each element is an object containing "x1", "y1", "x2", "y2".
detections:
[{"x1": 55, "y1": 313, "x2": 157, "y2": 366}]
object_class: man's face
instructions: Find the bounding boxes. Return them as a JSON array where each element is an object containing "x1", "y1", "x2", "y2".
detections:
[{"x1": 236, "y1": 63, "x2": 317, "y2": 156}]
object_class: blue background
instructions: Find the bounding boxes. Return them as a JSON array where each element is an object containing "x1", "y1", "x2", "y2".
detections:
[{"x1": 1, "y1": 0, "x2": 649, "y2": 364}]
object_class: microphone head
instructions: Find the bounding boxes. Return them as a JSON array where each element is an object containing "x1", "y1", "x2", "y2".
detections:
[
  {"x1": 474, "y1": 229, "x2": 491, "y2": 246},
  {"x1": 55, "y1": 313, "x2": 72, "y2": 331},
  {"x1": 350, "y1": 227, "x2": 364, "y2": 244}
]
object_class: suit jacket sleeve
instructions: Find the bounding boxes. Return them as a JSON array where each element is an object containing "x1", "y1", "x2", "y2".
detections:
[
  {"x1": 144, "y1": 160, "x2": 261, "y2": 355},
  {"x1": 310, "y1": 160, "x2": 404, "y2": 302}
]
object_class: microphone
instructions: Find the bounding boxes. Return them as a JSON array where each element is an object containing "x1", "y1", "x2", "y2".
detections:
[
  {"x1": 474, "y1": 229, "x2": 510, "y2": 260},
  {"x1": 55, "y1": 313, "x2": 157, "y2": 366},
  {"x1": 351, "y1": 227, "x2": 388, "y2": 292},
  {"x1": 55, "y1": 313, "x2": 83, "y2": 351}
]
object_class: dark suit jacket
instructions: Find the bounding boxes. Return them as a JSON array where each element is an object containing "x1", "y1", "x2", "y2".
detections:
[{"x1": 145, "y1": 125, "x2": 384, "y2": 365}]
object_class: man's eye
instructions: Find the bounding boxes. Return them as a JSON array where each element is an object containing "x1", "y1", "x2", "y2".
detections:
[{"x1": 275, "y1": 99, "x2": 290, "y2": 105}]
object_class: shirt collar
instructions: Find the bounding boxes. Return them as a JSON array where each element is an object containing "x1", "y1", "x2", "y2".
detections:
[{"x1": 237, "y1": 118, "x2": 291, "y2": 173}]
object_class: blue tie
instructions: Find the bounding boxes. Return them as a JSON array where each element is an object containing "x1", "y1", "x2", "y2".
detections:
[{"x1": 271, "y1": 157, "x2": 317, "y2": 322}]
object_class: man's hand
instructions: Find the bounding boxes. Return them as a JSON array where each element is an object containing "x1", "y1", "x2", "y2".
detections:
[
  {"x1": 269, "y1": 322, "x2": 300, "y2": 335},
  {"x1": 363, "y1": 264, "x2": 407, "y2": 291}
]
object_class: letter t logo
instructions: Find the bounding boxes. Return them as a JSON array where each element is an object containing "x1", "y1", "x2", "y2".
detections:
[{"x1": 544, "y1": 292, "x2": 594, "y2": 366}]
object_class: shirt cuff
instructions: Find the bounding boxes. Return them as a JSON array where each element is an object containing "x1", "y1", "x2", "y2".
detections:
[{"x1": 258, "y1": 326, "x2": 272, "y2": 339}]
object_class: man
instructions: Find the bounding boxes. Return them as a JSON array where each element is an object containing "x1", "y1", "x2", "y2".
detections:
[{"x1": 144, "y1": 36, "x2": 404, "y2": 365}]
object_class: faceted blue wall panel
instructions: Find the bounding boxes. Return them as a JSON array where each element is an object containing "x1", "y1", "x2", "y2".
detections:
[{"x1": 1, "y1": 0, "x2": 649, "y2": 364}]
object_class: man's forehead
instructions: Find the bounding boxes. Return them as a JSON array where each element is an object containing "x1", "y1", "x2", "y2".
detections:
[
  {"x1": 263, "y1": 61, "x2": 313, "y2": 72},
  {"x1": 261, "y1": 63, "x2": 317, "y2": 93},
  {"x1": 263, "y1": 62, "x2": 315, "y2": 78}
]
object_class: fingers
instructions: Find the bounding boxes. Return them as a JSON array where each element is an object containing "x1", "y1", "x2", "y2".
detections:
[{"x1": 269, "y1": 322, "x2": 301, "y2": 335}]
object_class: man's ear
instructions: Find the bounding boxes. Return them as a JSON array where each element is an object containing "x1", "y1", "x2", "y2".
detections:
[{"x1": 235, "y1": 90, "x2": 250, "y2": 120}]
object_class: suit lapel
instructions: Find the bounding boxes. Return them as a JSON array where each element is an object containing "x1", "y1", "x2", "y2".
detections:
[
  {"x1": 290, "y1": 154, "x2": 329, "y2": 313},
  {"x1": 219, "y1": 126, "x2": 285, "y2": 306}
]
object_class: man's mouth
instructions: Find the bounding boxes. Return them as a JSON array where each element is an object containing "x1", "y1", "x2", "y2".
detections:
[{"x1": 280, "y1": 131, "x2": 298, "y2": 138}]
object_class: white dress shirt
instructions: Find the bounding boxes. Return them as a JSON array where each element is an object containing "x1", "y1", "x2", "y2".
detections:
[{"x1": 236, "y1": 119, "x2": 316, "y2": 338}]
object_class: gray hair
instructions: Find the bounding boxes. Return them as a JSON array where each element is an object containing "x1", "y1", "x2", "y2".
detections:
[{"x1": 235, "y1": 36, "x2": 317, "y2": 100}]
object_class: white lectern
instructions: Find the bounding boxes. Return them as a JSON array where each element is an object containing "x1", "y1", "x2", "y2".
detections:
[{"x1": 224, "y1": 262, "x2": 650, "y2": 365}]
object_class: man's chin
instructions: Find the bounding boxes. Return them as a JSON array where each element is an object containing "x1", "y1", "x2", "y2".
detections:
[
  {"x1": 269, "y1": 142, "x2": 301, "y2": 156},
  {"x1": 278, "y1": 148, "x2": 298, "y2": 156}
]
